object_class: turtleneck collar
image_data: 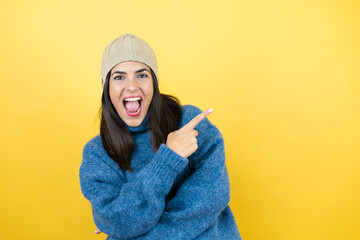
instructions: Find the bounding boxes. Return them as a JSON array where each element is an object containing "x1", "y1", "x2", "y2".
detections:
[{"x1": 119, "y1": 109, "x2": 150, "y2": 133}]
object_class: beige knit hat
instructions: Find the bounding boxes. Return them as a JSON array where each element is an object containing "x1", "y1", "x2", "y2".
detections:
[{"x1": 100, "y1": 33, "x2": 158, "y2": 86}]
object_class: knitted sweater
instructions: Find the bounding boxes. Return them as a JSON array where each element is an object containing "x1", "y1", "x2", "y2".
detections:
[{"x1": 79, "y1": 105, "x2": 241, "y2": 240}]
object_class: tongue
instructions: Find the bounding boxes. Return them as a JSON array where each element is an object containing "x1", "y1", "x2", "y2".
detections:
[{"x1": 125, "y1": 101, "x2": 140, "y2": 112}]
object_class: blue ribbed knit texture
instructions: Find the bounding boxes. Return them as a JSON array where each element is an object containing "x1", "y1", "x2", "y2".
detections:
[{"x1": 79, "y1": 105, "x2": 241, "y2": 240}]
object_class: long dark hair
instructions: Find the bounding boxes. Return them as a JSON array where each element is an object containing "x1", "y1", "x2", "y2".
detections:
[{"x1": 100, "y1": 70, "x2": 182, "y2": 172}]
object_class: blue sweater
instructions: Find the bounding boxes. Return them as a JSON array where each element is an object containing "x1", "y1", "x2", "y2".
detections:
[{"x1": 79, "y1": 105, "x2": 241, "y2": 240}]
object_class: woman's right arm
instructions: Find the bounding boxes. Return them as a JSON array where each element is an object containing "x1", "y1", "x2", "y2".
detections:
[{"x1": 79, "y1": 141, "x2": 188, "y2": 239}]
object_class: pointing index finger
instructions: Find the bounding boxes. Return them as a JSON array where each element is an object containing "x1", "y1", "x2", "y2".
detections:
[{"x1": 184, "y1": 108, "x2": 213, "y2": 130}]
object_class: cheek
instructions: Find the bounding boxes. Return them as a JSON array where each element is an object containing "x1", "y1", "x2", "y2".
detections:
[
  {"x1": 146, "y1": 79, "x2": 154, "y2": 96},
  {"x1": 145, "y1": 83, "x2": 154, "y2": 103},
  {"x1": 109, "y1": 84, "x2": 123, "y2": 105},
  {"x1": 108, "y1": 86, "x2": 115, "y2": 103}
]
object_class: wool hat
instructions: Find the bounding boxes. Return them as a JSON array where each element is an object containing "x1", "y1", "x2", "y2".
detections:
[{"x1": 101, "y1": 33, "x2": 158, "y2": 86}]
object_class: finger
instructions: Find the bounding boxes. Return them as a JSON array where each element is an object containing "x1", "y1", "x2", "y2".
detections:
[
  {"x1": 193, "y1": 130, "x2": 198, "y2": 137},
  {"x1": 184, "y1": 108, "x2": 213, "y2": 130},
  {"x1": 95, "y1": 229, "x2": 102, "y2": 234}
]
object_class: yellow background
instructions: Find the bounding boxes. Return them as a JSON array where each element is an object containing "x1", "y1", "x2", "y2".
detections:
[{"x1": 1, "y1": 0, "x2": 359, "y2": 239}]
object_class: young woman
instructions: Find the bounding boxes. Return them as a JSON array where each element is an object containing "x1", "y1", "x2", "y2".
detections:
[{"x1": 79, "y1": 33, "x2": 241, "y2": 240}]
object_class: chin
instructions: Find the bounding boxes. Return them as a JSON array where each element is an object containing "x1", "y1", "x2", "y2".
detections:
[
  {"x1": 125, "y1": 119, "x2": 143, "y2": 127},
  {"x1": 121, "y1": 112, "x2": 146, "y2": 127}
]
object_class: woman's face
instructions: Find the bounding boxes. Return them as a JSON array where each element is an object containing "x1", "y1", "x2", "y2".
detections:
[{"x1": 109, "y1": 61, "x2": 154, "y2": 127}]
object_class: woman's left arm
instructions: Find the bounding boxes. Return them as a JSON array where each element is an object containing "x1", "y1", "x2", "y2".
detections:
[
  {"x1": 132, "y1": 107, "x2": 232, "y2": 239},
  {"x1": 164, "y1": 123, "x2": 230, "y2": 237}
]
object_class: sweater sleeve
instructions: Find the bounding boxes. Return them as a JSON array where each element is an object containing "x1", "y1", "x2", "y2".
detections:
[
  {"x1": 79, "y1": 142, "x2": 188, "y2": 239},
  {"x1": 131, "y1": 107, "x2": 231, "y2": 239}
]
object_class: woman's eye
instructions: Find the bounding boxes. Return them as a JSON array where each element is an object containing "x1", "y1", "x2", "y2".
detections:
[
  {"x1": 138, "y1": 74, "x2": 148, "y2": 79},
  {"x1": 114, "y1": 75, "x2": 125, "y2": 80}
]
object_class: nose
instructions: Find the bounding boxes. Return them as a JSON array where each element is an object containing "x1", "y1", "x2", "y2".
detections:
[{"x1": 125, "y1": 77, "x2": 138, "y2": 91}]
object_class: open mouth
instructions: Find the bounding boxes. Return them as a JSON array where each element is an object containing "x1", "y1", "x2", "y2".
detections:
[{"x1": 123, "y1": 96, "x2": 143, "y2": 117}]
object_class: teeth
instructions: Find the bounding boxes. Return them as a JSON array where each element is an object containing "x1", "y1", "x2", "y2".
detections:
[{"x1": 124, "y1": 97, "x2": 141, "y2": 102}]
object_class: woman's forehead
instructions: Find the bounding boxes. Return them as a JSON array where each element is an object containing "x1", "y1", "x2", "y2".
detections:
[{"x1": 111, "y1": 61, "x2": 150, "y2": 72}]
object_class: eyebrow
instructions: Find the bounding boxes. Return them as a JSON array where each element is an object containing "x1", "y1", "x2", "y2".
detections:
[{"x1": 111, "y1": 68, "x2": 150, "y2": 76}]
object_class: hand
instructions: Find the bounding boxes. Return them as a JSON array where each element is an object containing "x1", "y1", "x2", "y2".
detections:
[
  {"x1": 166, "y1": 108, "x2": 213, "y2": 158},
  {"x1": 95, "y1": 229, "x2": 101, "y2": 234}
]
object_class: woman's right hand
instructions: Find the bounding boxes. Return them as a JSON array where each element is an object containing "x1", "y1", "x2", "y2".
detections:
[{"x1": 166, "y1": 109, "x2": 213, "y2": 158}]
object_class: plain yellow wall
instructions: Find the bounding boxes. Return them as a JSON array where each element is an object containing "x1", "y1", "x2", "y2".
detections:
[{"x1": 1, "y1": 0, "x2": 359, "y2": 239}]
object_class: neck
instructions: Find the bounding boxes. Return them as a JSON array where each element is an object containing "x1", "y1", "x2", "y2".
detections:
[{"x1": 118, "y1": 110, "x2": 150, "y2": 133}]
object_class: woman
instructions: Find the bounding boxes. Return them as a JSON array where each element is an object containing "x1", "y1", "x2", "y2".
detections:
[{"x1": 79, "y1": 33, "x2": 241, "y2": 240}]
